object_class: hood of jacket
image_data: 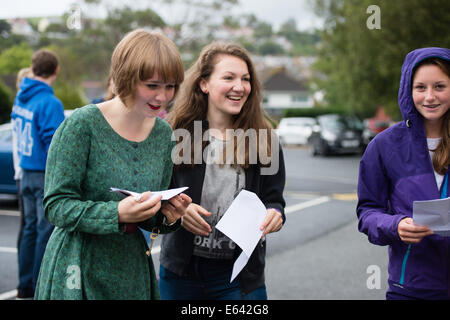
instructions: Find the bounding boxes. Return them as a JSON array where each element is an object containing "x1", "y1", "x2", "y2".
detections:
[
  {"x1": 398, "y1": 47, "x2": 450, "y2": 124},
  {"x1": 16, "y1": 77, "x2": 54, "y2": 104}
]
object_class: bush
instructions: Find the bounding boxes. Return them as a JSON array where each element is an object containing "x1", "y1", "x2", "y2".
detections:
[
  {"x1": 0, "y1": 80, "x2": 13, "y2": 124},
  {"x1": 54, "y1": 82, "x2": 87, "y2": 110}
]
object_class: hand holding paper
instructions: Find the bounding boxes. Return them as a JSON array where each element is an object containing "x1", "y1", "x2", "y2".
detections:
[
  {"x1": 112, "y1": 187, "x2": 189, "y2": 224},
  {"x1": 413, "y1": 197, "x2": 450, "y2": 237}
]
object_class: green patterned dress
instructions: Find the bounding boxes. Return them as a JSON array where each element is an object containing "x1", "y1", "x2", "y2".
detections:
[{"x1": 34, "y1": 104, "x2": 178, "y2": 300}]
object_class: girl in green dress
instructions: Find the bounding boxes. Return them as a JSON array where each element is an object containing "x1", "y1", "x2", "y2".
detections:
[{"x1": 34, "y1": 29, "x2": 191, "y2": 300}]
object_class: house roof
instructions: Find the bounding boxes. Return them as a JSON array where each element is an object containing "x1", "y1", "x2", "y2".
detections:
[{"x1": 261, "y1": 68, "x2": 308, "y2": 92}]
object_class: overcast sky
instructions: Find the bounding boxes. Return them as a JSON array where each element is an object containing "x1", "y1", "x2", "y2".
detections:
[{"x1": 0, "y1": 0, "x2": 323, "y2": 31}]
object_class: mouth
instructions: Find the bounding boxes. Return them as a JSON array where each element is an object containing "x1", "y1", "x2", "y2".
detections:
[
  {"x1": 147, "y1": 103, "x2": 161, "y2": 111},
  {"x1": 227, "y1": 95, "x2": 244, "y2": 102},
  {"x1": 423, "y1": 104, "x2": 440, "y2": 110}
]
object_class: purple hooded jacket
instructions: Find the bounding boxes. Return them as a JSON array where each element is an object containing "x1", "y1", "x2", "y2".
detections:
[{"x1": 357, "y1": 47, "x2": 450, "y2": 299}]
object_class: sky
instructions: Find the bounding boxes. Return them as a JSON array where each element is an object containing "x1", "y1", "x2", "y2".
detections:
[{"x1": 0, "y1": 0, "x2": 324, "y2": 31}]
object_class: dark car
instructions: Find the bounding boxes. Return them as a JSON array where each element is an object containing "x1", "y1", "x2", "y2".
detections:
[
  {"x1": 362, "y1": 118, "x2": 391, "y2": 151},
  {"x1": 308, "y1": 114, "x2": 363, "y2": 156},
  {"x1": 0, "y1": 122, "x2": 17, "y2": 195}
]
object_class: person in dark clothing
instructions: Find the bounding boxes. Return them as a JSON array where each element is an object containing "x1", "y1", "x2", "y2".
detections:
[{"x1": 160, "y1": 42, "x2": 286, "y2": 300}]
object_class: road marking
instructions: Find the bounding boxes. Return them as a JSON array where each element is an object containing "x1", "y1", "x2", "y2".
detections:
[
  {"x1": 152, "y1": 246, "x2": 161, "y2": 254},
  {"x1": 0, "y1": 210, "x2": 20, "y2": 217},
  {"x1": 0, "y1": 289, "x2": 17, "y2": 300},
  {"x1": 333, "y1": 193, "x2": 358, "y2": 201},
  {"x1": 0, "y1": 246, "x2": 17, "y2": 253},
  {"x1": 285, "y1": 196, "x2": 330, "y2": 214}
]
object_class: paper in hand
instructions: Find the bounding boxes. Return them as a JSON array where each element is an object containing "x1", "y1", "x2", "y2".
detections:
[
  {"x1": 110, "y1": 186, "x2": 189, "y2": 201},
  {"x1": 215, "y1": 190, "x2": 267, "y2": 282},
  {"x1": 413, "y1": 197, "x2": 450, "y2": 237}
]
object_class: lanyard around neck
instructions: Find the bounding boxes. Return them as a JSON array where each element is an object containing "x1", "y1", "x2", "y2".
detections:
[{"x1": 441, "y1": 172, "x2": 448, "y2": 199}]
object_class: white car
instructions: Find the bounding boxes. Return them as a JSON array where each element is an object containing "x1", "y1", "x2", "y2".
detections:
[{"x1": 276, "y1": 117, "x2": 316, "y2": 145}]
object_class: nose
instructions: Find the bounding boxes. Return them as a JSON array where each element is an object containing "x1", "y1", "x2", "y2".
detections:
[
  {"x1": 424, "y1": 88, "x2": 435, "y2": 102},
  {"x1": 232, "y1": 80, "x2": 245, "y2": 92},
  {"x1": 155, "y1": 88, "x2": 169, "y2": 103}
]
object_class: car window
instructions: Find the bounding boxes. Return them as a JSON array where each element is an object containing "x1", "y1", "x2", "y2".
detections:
[
  {"x1": 318, "y1": 115, "x2": 362, "y2": 130},
  {"x1": 0, "y1": 124, "x2": 12, "y2": 142}
]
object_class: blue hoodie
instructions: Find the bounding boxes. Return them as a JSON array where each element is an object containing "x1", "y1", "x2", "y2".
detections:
[
  {"x1": 357, "y1": 47, "x2": 450, "y2": 299},
  {"x1": 11, "y1": 77, "x2": 65, "y2": 171}
]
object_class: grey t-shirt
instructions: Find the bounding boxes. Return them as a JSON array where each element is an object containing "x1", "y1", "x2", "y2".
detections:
[{"x1": 193, "y1": 136, "x2": 245, "y2": 260}]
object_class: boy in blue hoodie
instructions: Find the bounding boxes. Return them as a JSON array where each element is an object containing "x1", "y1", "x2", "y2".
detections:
[{"x1": 11, "y1": 49, "x2": 65, "y2": 299}]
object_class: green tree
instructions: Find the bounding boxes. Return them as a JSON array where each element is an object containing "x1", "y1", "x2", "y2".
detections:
[
  {"x1": 258, "y1": 40, "x2": 284, "y2": 55},
  {"x1": 278, "y1": 18, "x2": 320, "y2": 56},
  {"x1": 45, "y1": 45, "x2": 87, "y2": 109},
  {"x1": 0, "y1": 42, "x2": 32, "y2": 75},
  {"x1": 312, "y1": 0, "x2": 450, "y2": 119}
]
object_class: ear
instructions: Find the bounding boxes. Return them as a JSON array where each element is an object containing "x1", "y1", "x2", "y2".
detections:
[{"x1": 199, "y1": 78, "x2": 208, "y2": 94}]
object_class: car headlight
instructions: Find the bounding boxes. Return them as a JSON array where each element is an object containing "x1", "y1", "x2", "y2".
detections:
[{"x1": 322, "y1": 130, "x2": 337, "y2": 141}]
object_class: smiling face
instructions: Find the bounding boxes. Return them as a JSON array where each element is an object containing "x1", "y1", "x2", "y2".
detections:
[
  {"x1": 132, "y1": 73, "x2": 176, "y2": 117},
  {"x1": 412, "y1": 64, "x2": 450, "y2": 131},
  {"x1": 200, "y1": 54, "x2": 251, "y2": 118}
]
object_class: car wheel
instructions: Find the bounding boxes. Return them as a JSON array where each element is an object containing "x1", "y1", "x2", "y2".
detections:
[{"x1": 310, "y1": 140, "x2": 318, "y2": 156}]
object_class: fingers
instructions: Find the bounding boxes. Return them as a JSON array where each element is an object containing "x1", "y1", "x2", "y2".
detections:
[
  {"x1": 181, "y1": 204, "x2": 212, "y2": 236},
  {"x1": 260, "y1": 209, "x2": 283, "y2": 237},
  {"x1": 399, "y1": 230, "x2": 434, "y2": 244},
  {"x1": 118, "y1": 192, "x2": 163, "y2": 223},
  {"x1": 162, "y1": 193, "x2": 193, "y2": 221},
  {"x1": 182, "y1": 217, "x2": 211, "y2": 236},
  {"x1": 398, "y1": 217, "x2": 434, "y2": 244}
]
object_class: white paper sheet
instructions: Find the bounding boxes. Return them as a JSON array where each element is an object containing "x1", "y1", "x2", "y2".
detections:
[
  {"x1": 110, "y1": 186, "x2": 189, "y2": 201},
  {"x1": 413, "y1": 197, "x2": 450, "y2": 237},
  {"x1": 215, "y1": 190, "x2": 267, "y2": 282}
]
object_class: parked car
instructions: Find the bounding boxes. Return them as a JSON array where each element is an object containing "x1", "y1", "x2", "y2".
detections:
[
  {"x1": 362, "y1": 118, "x2": 391, "y2": 150},
  {"x1": 276, "y1": 117, "x2": 316, "y2": 146},
  {"x1": 0, "y1": 122, "x2": 16, "y2": 195},
  {"x1": 0, "y1": 110, "x2": 75, "y2": 196},
  {"x1": 308, "y1": 114, "x2": 363, "y2": 156}
]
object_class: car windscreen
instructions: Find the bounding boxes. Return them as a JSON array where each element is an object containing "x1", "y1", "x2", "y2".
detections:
[{"x1": 318, "y1": 115, "x2": 362, "y2": 131}]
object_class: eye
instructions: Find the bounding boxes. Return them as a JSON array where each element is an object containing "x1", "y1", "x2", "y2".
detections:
[
  {"x1": 166, "y1": 84, "x2": 176, "y2": 90},
  {"x1": 435, "y1": 84, "x2": 447, "y2": 90},
  {"x1": 146, "y1": 84, "x2": 158, "y2": 89},
  {"x1": 414, "y1": 85, "x2": 425, "y2": 91},
  {"x1": 243, "y1": 77, "x2": 251, "y2": 82}
]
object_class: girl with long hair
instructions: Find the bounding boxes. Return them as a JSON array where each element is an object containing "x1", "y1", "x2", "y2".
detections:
[{"x1": 160, "y1": 42, "x2": 286, "y2": 300}]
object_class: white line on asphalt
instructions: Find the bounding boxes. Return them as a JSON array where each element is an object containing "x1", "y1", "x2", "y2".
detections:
[
  {"x1": 285, "y1": 196, "x2": 331, "y2": 214},
  {"x1": 152, "y1": 246, "x2": 161, "y2": 254},
  {"x1": 0, "y1": 289, "x2": 17, "y2": 300},
  {"x1": 0, "y1": 246, "x2": 17, "y2": 253},
  {"x1": 0, "y1": 210, "x2": 20, "y2": 217}
]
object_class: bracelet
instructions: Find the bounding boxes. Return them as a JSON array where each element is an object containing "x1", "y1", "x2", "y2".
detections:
[{"x1": 163, "y1": 217, "x2": 177, "y2": 227}]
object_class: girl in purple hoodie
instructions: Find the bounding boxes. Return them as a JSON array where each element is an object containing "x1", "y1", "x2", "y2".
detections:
[{"x1": 357, "y1": 47, "x2": 450, "y2": 300}]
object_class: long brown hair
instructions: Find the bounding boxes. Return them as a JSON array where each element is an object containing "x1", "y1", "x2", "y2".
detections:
[
  {"x1": 167, "y1": 42, "x2": 274, "y2": 168},
  {"x1": 413, "y1": 57, "x2": 450, "y2": 175}
]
